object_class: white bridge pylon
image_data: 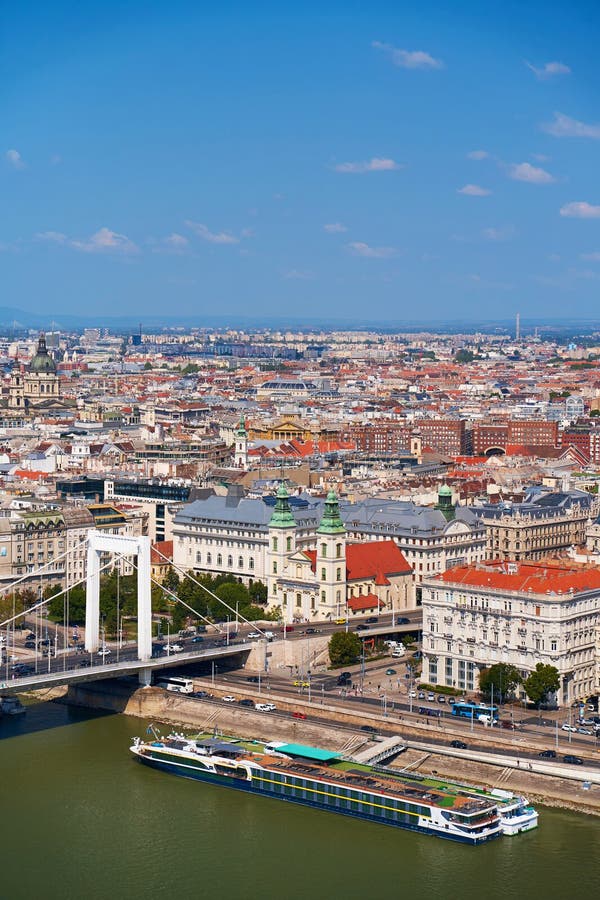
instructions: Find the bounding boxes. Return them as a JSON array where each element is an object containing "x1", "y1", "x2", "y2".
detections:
[{"x1": 85, "y1": 531, "x2": 152, "y2": 661}]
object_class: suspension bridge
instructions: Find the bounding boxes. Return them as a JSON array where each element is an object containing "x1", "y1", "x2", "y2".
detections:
[{"x1": 0, "y1": 530, "x2": 266, "y2": 696}]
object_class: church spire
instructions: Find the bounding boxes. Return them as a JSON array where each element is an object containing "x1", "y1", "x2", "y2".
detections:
[
  {"x1": 269, "y1": 482, "x2": 296, "y2": 529},
  {"x1": 317, "y1": 488, "x2": 346, "y2": 535}
]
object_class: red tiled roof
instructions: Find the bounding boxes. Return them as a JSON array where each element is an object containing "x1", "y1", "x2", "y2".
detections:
[
  {"x1": 347, "y1": 593, "x2": 384, "y2": 612},
  {"x1": 346, "y1": 541, "x2": 411, "y2": 580},
  {"x1": 434, "y1": 560, "x2": 600, "y2": 597},
  {"x1": 151, "y1": 540, "x2": 173, "y2": 565}
]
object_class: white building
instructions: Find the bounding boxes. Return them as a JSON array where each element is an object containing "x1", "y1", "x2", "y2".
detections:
[{"x1": 421, "y1": 559, "x2": 600, "y2": 706}]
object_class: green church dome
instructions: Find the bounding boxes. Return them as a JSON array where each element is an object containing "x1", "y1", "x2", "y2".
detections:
[{"x1": 30, "y1": 334, "x2": 57, "y2": 374}]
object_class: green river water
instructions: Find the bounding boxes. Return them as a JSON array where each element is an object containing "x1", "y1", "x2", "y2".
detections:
[{"x1": 1, "y1": 700, "x2": 600, "y2": 900}]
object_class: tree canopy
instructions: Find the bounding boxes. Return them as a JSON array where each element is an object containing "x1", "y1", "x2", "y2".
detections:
[
  {"x1": 523, "y1": 663, "x2": 560, "y2": 706},
  {"x1": 328, "y1": 631, "x2": 361, "y2": 666},
  {"x1": 478, "y1": 663, "x2": 522, "y2": 702}
]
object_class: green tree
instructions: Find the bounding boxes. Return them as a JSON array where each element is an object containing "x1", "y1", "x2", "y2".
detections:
[
  {"x1": 249, "y1": 580, "x2": 267, "y2": 605},
  {"x1": 478, "y1": 663, "x2": 522, "y2": 702},
  {"x1": 162, "y1": 567, "x2": 181, "y2": 593},
  {"x1": 523, "y1": 663, "x2": 560, "y2": 707},
  {"x1": 328, "y1": 631, "x2": 361, "y2": 666},
  {"x1": 143, "y1": 361, "x2": 152, "y2": 370},
  {"x1": 454, "y1": 348, "x2": 475, "y2": 364}
]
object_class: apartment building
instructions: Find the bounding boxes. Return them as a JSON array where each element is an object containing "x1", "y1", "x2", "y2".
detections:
[{"x1": 421, "y1": 559, "x2": 600, "y2": 705}]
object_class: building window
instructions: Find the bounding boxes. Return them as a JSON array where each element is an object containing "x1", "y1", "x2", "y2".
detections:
[
  {"x1": 217, "y1": 554, "x2": 222, "y2": 566},
  {"x1": 195, "y1": 551, "x2": 201, "y2": 564},
  {"x1": 207, "y1": 553, "x2": 212, "y2": 565},
  {"x1": 321, "y1": 590, "x2": 326, "y2": 604},
  {"x1": 321, "y1": 567, "x2": 326, "y2": 581},
  {"x1": 286, "y1": 536, "x2": 292, "y2": 552},
  {"x1": 273, "y1": 561, "x2": 278, "y2": 574},
  {"x1": 296, "y1": 593, "x2": 302, "y2": 608},
  {"x1": 336, "y1": 567, "x2": 341, "y2": 582},
  {"x1": 272, "y1": 537, "x2": 278, "y2": 551},
  {"x1": 321, "y1": 543, "x2": 327, "y2": 557},
  {"x1": 238, "y1": 556, "x2": 243, "y2": 568},
  {"x1": 249, "y1": 557, "x2": 254, "y2": 570},
  {"x1": 336, "y1": 543, "x2": 342, "y2": 558}
]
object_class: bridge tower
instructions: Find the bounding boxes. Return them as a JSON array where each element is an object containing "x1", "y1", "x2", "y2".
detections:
[{"x1": 85, "y1": 531, "x2": 152, "y2": 661}]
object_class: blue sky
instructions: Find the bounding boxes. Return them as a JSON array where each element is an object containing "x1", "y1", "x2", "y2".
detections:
[{"x1": 3, "y1": 0, "x2": 600, "y2": 324}]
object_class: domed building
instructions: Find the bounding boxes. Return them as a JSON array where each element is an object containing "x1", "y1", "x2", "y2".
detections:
[{"x1": 8, "y1": 334, "x2": 67, "y2": 414}]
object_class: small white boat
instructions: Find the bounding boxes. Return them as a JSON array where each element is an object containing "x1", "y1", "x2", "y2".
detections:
[{"x1": 492, "y1": 790, "x2": 539, "y2": 835}]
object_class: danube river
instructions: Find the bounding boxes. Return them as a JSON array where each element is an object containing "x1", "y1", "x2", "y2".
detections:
[{"x1": 2, "y1": 700, "x2": 599, "y2": 900}]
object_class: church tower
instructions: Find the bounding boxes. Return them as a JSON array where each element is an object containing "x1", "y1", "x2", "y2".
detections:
[
  {"x1": 234, "y1": 415, "x2": 248, "y2": 470},
  {"x1": 316, "y1": 488, "x2": 347, "y2": 620},
  {"x1": 266, "y1": 482, "x2": 297, "y2": 616},
  {"x1": 435, "y1": 483, "x2": 456, "y2": 522}
]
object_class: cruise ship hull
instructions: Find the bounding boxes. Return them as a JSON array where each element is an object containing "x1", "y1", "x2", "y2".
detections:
[{"x1": 134, "y1": 750, "x2": 500, "y2": 845}]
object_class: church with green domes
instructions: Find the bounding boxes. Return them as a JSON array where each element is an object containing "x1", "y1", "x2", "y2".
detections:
[{"x1": 7, "y1": 334, "x2": 73, "y2": 416}]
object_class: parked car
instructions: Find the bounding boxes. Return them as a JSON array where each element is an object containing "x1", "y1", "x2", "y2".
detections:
[
  {"x1": 500, "y1": 720, "x2": 516, "y2": 730},
  {"x1": 360, "y1": 725, "x2": 377, "y2": 733},
  {"x1": 427, "y1": 693, "x2": 435, "y2": 702},
  {"x1": 246, "y1": 675, "x2": 260, "y2": 683},
  {"x1": 563, "y1": 755, "x2": 584, "y2": 765},
  {"x1": 450, "y1": 740, "x2": 467, "y2": 750},
  {"x1": 238, "y1": 698, "x2": 254, "y2": 707},
  {"x1": 409, "y1": 689, "x2": 417, "y2": 698},
  {"x1": 561, "y1": 724, "x2": 577, "y2": 732},
  {"x1": 255, "y1": 703, "x2": 274, "y2": 712},
  {"x1": 292, "y1": 711, "x2": 307, "y2": 719},
  {"x1": 247, "y1": 632, "x2": 262, "y2": 639},
  {"x1": 24, "y1": 640, "x2": 36, "y2": 649},
  {"x1": 418, "y1": 691, "x2": 426, "y2": 700},
  {"x1": 222, "y1": 696, "x2": 236, "y2": 703},
  {"x1": 577, "y1": 727, "x2": 593, "y2": 735},
  {"x1": 539, "y1": 749, "x2": 557, "y2": 758},
  {"x1": 337, "y1": 674, "x2": 352, "y2": 686},
  {"x1": 437, "y1": 695, "x2": 446, "y2": 703}
]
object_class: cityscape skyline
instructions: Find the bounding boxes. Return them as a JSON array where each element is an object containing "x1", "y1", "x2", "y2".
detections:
[{"x1": 4, "y1": 1, "x2": 600, "y2": 320}]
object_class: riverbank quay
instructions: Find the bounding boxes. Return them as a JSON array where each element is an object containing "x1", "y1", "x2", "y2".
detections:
[{"x1": 61, "y1": 677, "x2": 600, "y2": 816}]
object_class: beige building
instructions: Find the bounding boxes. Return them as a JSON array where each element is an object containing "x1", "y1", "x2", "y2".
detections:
[
  {"x1": 421, "y1": 560, "x2": 600, "y2": 706},
  {"x1": 476, "y1": 490, "x2": 595, "y2": 562}
]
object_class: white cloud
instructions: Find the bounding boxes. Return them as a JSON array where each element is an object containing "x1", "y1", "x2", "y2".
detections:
[
  {"x1": 560, "y1": 202, "x2": 600, "y2": 219},
  {"x1": 282, "y1": 269, "x2": 314, "y2": 280},
  {"x1": 6, "y1": 149, "x2": 25, "y2": 169},
  {"x1": 150, "y1": 233, "x2": 189, "y2": 254},
  {"x1": 334, "y1": 157, "x2": 401, "y2": 173},
  {"x1": 37, "y1": 227, "x2": 138, "y2": 254},
  {"x1": 526, "y1": 60, "x2": 571, "y2": 79},
  {"x1": 581, "y1": 251, "x2": 600, "y2": 261},
  {"x1": 185, "y1": 220, "x2": 239, "y2": 243},
  {"x1": 467, "y1": 150, "x2": 489, "y2": 160},
  {"x1": 508, "y1": 162, "x2": 555, "y2": 184},
  {"x1": 71, "y1": 227, "x2": 139, "y2": 254},
  {"x1": 482, "y1": 226, "x2": 516, "y2": 241},
  {"x1": 323, "y1": 222, "x2": 348, "y2": 233},
  {"x1": 458, "y1": 184, "x2": 491, "y2": 196},
  {"x1": 542, "y1": 111, "x2": 600, "y2": 139},
  {"x1": 372, "y1": 41, "x2": 444, "y2": 70},
  {"x1": 347, "y1": 241, "x2": 398, "y2": 258},
  {"x1": 36, "y1": 231, "x2": 67, "y2": 244}
]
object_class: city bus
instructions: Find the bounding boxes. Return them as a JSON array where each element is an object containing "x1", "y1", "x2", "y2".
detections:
[
  {"x1": 451, "y1": 702, "x2": 499, "y2": 722},
  {"x1": 157, "y1": 677, "x2": 194, "y2": 694}
]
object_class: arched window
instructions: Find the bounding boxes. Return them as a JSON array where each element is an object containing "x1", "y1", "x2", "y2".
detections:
[
  {"x1": 296, "y1": 565, "x2": 301, "y2": 578},
  {"x1": 196, "y1": 551, "x2": 201, "y2": 564},
  {"x1": 249, "y1": 557, "x2": 254, "y2": 570},
  {"x1": 217, "y1": 553, "x2": 222, "y2": 566},
  {"x1": 238, "y1": 556, "x2": 243, "y2": 568},
  {"x1": 296, "y1": 592, "x2": 302, "y2": 607},
  {"x1": 321, "y1": 590, "x2": 326, "y2": 603},
  {"x1": 336, "y1": 543, "x2": 342, "y2": 558},
  {"x1": 227, "y1": 555, "x2": 233, "y2": 567},
  {"x1": 286, "y1": 536, "x2": 292, "y2": 552},
  {"x1": 273, "y1": 561, "x2": 278, "y2": 574},
  {"x1": 336, "y1": 568, "x2": 341, "y2": 582},
  {"x1": 321, "y1": 567, "x2": 326, "y2": 581},
  {"x1": 207, "y1": 552, "x2": 212, "y2": 565}
]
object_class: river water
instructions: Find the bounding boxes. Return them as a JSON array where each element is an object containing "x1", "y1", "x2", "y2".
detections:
[{"x1": 1, "y1": 700, "x2": 599, "y2": 900}]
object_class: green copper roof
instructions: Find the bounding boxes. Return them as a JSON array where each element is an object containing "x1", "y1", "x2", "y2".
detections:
[
  {"x1": 438, "y1": 483, "x2": 452, "y2": 497},
  {"x1": 316, "y1": 488, "x2": 346, "y2": 535},
  {"x1": 30, "y1": 334, "x2": 57, "y2": 374},
  {"x1": 268, "y1": 482, "x2": 297, "y2": 529},
  {"x1": 235, "y1": 414, "x2": 247, "y2": 437},
  {"x1": 436, "y1": 483, "x2": 455, "y2": 521}
]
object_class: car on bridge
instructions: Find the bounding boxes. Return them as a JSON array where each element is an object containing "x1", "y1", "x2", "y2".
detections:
[
  {"x1": 162, "y1": 644, "x2": 184, "y2": 654},
  {"x1": 97, "y1": 647, "x2": 111, "y2": 656},
  {"x1": 293, "y1": 680, "x2": 310, "y2": 687},
  {"x1": 356, "y1": 624, "x2": 369, "y2": 631},
  {"x1": 397, "y1": 617, "x2": 411, "y2": 625},
  {"x1": 247, "y1": 632, "x2": 262, "y2": 639},
  {"x1": 190, "y1": 636, "x2": 204, "y2": 643}
]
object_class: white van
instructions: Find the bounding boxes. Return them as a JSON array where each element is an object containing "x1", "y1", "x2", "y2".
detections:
[
  {"x1": 392, "y1": 646, "x2": 405, "y2": 658},
  {"x1": 477, "y1": 714, "x2": 496, "y2": 726}
]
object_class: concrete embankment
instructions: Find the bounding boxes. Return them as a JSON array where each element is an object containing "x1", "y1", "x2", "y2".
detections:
[{"x1": 64, "y1": 678, "x2": 600, "y2": 816}]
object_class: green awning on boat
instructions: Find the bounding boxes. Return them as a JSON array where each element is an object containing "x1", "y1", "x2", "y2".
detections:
[{"x1": 275, "y1": 743, "x2": 342, "y2": 762}]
